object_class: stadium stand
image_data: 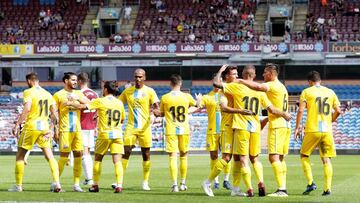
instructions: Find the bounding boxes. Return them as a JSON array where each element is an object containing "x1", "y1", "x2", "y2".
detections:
[{"x1": 0, "y1": 0, "x2": 96, "y2": 44}]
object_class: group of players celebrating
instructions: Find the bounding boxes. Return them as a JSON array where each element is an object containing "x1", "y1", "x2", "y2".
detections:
[{"x1": 8, "y1": 63, "x2": 341, "y2": 198}]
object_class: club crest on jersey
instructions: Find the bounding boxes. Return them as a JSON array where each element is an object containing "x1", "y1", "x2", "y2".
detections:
[{"x1": 63, "y1": 144, "x2": 68, "y2": 149}]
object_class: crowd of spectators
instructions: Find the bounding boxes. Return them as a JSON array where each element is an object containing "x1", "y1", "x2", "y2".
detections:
[{"x1": 111, "y1": 0, "x2": 258, "y2": 44}]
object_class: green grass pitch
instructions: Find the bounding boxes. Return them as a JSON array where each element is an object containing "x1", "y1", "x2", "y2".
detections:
[{"x1": 0, "y1": 154, "x2": 359, "y2": 202}]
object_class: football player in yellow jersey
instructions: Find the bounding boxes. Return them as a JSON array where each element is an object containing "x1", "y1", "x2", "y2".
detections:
[
  {"x1": 9, "y1": 72, "x2": 62, "y2": 192},
  {"x1": 53, "y1": 72, "x2": 88, "y2": 192},
  {"x1": 118, "y1": 68, "x2": 160, "y2": 191},
  {"x1": 202, "y1": 65, "x2": 239, "y2": 197},
  {"x1": 294, "y1": 71, "x2": 341, "y2": 196},
  {"x1": 198, "y1": 74, "x2": 253, "y2": 190},
  {"x1": 237, "y1": 63, "x2": 292, "y2": 196},
  {"x1": 66, "y1": 81, "x2": 126, "y2": 193},
  {"x1": 160, "y1": 74, "x2": 197, "y2": 192},
  {"x1": 222, "y1": 65, "x2": 291, "y2": 197}
]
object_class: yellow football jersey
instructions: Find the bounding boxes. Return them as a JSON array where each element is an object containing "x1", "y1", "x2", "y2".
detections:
[
  {"x1": 221, "y1": 90, "x2": 233, "y2": 131},
  {"x1": 119, "y1": 85, "x2": 159, "y2": 134},
  {"x1": 223, "y1": 82, "x2": 271, "y2": 133},
  {"x1": 265, "y1": 79, "x2": 290, "y2": 128},
  {"x1": 23, "y1": 86, "x2": 55, "y2": 131},
  {"x1": 300, "y1": 85, "x2": 340, "y2": 133},
  {"x1": 200, "y1": 90, "x2": 227, "y2": 134},
  {"x1": 87, "y1": 95, "x2": 125, "y2": 139},
  {"x1": 53, "y1": 89, "x2": 85, "y2": 132},
  {"x1": 160, "y1": 91, "x2": 196, "y2": 135}
]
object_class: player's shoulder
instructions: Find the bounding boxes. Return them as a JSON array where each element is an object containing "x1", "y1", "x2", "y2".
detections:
[{"x1": 53, "y1": 88, "x2": 64, "y2": 96}]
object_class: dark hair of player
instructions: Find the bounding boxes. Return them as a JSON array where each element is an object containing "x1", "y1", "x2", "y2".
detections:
[
  {"x1": 25, "y1": 72, "x2": 39, "y2": 81},
  {"x1": 78, "y1": 72, "x2": 89, "y2": 83},
  {"x1": 265, "y1": 63, "x2": 280, "y2": 74},
  {"x1": 170, "y1": 74, "x2": 182, "y2": 86},
  {"x1": 62, "y1": 72, "x2": 77, "y2": 83},
  {"x1": 221, "y1": 66, "x2": 238, "y2": 80},
  {"x1": 104, "y1": 81, "x2": 118, "y2": 95},
  {"x1": 307, "y1": 70, "x2": 321, "y2": 82}
]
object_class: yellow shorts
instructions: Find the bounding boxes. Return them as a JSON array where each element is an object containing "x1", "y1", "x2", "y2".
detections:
[
  {"x1": 95, "y1": 138, "x2": 124, "y2": 155},
  {"x1": 165, "y1": 134, "x2": 189, "y2": 153},
  {"x1": 233, "y1": 129, "x2": 260, "y2": 156},
  {"x1": 300, "y1": 132, "x2": 336, "y2": 158},
  {"x1": 220, "y1": 126, "x2": 234, "y2": 154},
  {"x1": 206, "y1": 133, "x2": 220, "y2": 151},
  {"x1": 59, "y1": 131, "x2": 84, "y2": 152},
  {"x1": 124, "y1": 127, "x2": 152, "y2": 148},
  {"x1": 18, "y1": 130, "x2": 52, "y2": 150},
  {"x1": 268, "y1": 128, "x2": 291, "y2": 155}
]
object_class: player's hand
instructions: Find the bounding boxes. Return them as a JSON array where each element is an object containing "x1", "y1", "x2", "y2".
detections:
[
  {"x1": 195, "y1": 93, "x2": 203, "y2": 106},
  {"x1": 67, "y1": 94, "x2": 79, "y2": 101},
  {"x1": 152, "y1": 109, "x2": 161, "y2": 117},
  {"x1": 219, "y1": 64, "x2": 228, "y2": 73},
  {"x1": 294, "y1": 128, "x2": 301, "y2": 142},
  {"x1": 43, "y1": 131, "x2": 53, "y2": 140},
  {"x1": 283, "y1": 112, "x2": 292, "y2": 121},
  {"x1": 240, "y1": 109, "x2": 255, "y2": 115},
  {"x1": 12, "y1": 125, "x2": 19, "y2": 137}
]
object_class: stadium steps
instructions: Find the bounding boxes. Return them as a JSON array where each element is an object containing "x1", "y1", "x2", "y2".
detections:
[
  {"x1": 80, "y1": 7, "x2": 99, "y2": 36},
  {"x1": 119, "y1": 5, "x2": 139, "y2": 35},
  {"x1": 253, "y1": 4, "x2": 268, "y2": 33},
  {"x1": 293, "y1": 4, "x2": 307, "y2": 32}
]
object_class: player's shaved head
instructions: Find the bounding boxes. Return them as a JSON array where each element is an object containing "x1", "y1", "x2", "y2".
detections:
[
  {"x1": 134, "y1": 68, "x2": 146, "y2": 76},
  {"x1": 134, "y1": 68, "x2": 146, "y2": 88},
  {"x1": 242, "y1": 65, "x2": 256, "y2": 79}
]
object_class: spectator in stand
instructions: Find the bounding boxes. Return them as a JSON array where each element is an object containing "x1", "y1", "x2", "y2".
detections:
[
  {"x1": 329, "y1": 28, "x2": 338, "y2": 41},
  {"x1": 283, "y1": 31, "x2": 291, "y2": 43},
  {"x1": 81, "y1": 37, "x2": 89, "y2": 44},
  {"x1": 8, "y1": 33, "x2": 17, "y2": 44},
  {"x1": 327, "y1": 14, "x2": 336, "y2": 27},
  {"x1": 0, "y1": 10, "x2": 4, "y2": 21},
  {"x1": 188, "y1": 31, "x2": 195, "y2": 43},
  {"x1": 124, "y1": 6, "x2": 132, "y2": 24},
  {"x1": 143, "y1": 18, "x2": 151, "y2": 30},
  {"x1": 176, "y1": 23, "x2": 183, "y2": 33},
  {"x1": 39, "y1": 9, "x2": 46, "y2": 19}
]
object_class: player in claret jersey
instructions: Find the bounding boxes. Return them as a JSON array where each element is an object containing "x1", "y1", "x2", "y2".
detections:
[
  {"x1": 118, "y1": 68, "x2": 160, "y2": 191},
  {"x1": 9, "y1": 72, "x2": 61, "y2": 192},
  {"x1": 78, "y1": 72, "x2": 98, "y2": 186},
  {"x1": 53, "y1": 72, "x2": 88, "y2": 192},
  {"x1": 294, "y1": 71, "x2": 341, "y2": 196},
  {"x1": 67, "y1": 81, "x2": 126, "y2": 193}
]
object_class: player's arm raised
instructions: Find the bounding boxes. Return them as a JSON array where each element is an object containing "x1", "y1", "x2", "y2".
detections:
[
  {"x1": 236, "y1": 78, "x2": 270, "y2": 92},
  {"x1": 213, "y1": 64, "x2": 228, "y2": 89}
]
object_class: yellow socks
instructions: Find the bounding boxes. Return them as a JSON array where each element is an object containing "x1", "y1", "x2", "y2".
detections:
[
  {"x1": 301, "y1": 157, "x2": 313, "y2": 185},
  {"x1": 15, "y1": 161, "x2": 25, "y2": 186},
  {"x1": 48, "y1": 158, "x2": 60, "y2": 183},
  {"x1": 180, "y1": 157, "x2": 187, "y2": 183},
  {"x1": 271, "y1": 161, "x2": 284, "y2": 189},
  {"x1": 253, "y1": 161, "x2": 264, "y2": 183},
  {"x1": 93, "y1": 161, "x2": 101, "y2": 184},
  {"x1": 169, "y1": 156, "x2": 177, "y2": 184},
  {"x1": 73, "y1": 157, "x2": 82, "y2": 185},
  {"x1": 240, "y1": 166, "x2": 252, "y2": 190},
  {"x1": 223, "y1": 160, "x2": 231, "y2": 181},
  {"x1": 324, "y1": 162, "x2": 333, "y2": 191},
  {"x1": 282, "y1": 161, "x2": 287, "y2": 188},
  {"x1": 122, "y1": 159, "x2": 129, "y2": 172},
  {"x1": 208, "y1": 159, "x2": 227, "y2": 181},
  {"x1": 232, "y1": 161, "x2": 241, "y2": 188},
  {"x1": 143, "y1": 161, "x2": 151, "y2": 182},
  {"x1": 115, "y1": 161, "x2": 123, "y2": 186},
  {"x1": 58, "y1": 156, "x2": 68, "y2": 176}
]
